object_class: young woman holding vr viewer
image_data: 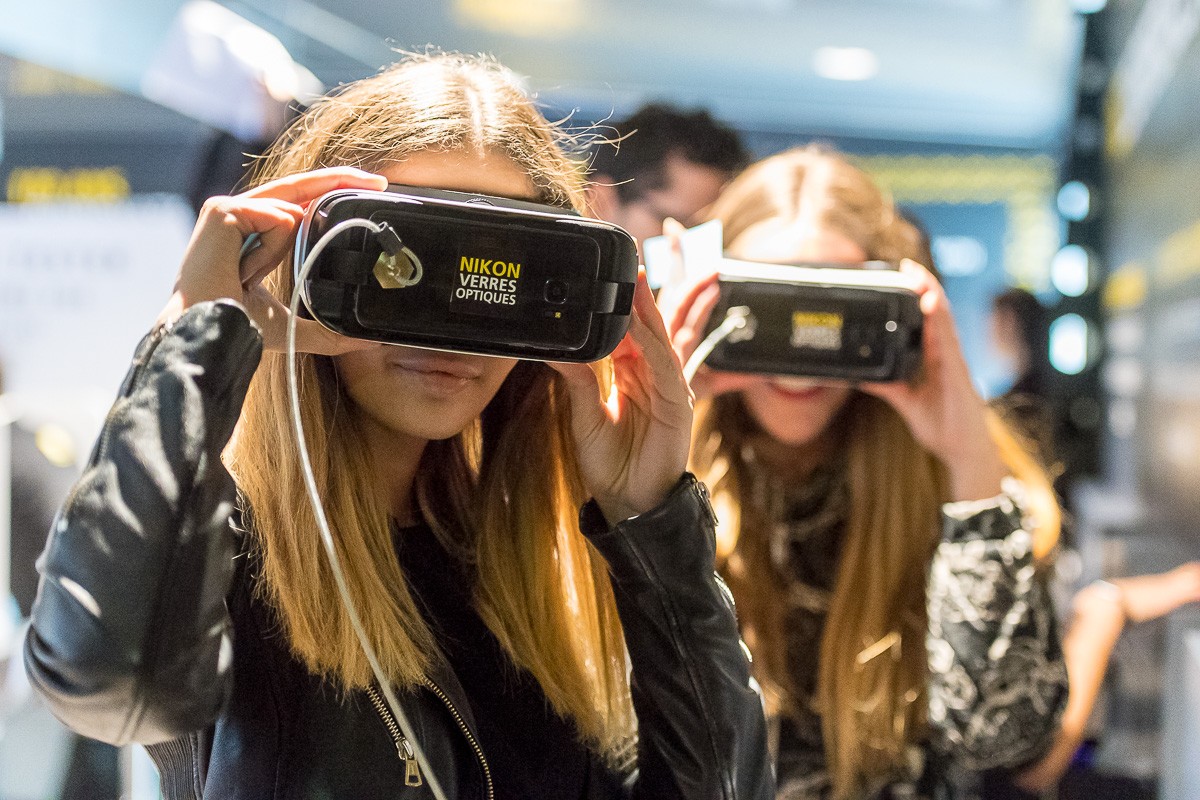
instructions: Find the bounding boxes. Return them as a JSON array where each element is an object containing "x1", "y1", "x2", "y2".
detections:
[
  {"x1": 657, "y1": 147, "x2": 1069, "y2": 799},
  {"x1": 22, "y1": 53, "x2": 772, "y2": 800}
]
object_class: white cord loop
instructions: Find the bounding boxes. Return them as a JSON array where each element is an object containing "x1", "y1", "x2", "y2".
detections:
[{"x1": 683, "y1": 305, "x2": 756, "y2": 384}]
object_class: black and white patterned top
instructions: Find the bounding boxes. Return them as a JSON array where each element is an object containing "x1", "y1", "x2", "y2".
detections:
[{"x1": 749, "y1": 460, "x2": 1068, "y2": 800}]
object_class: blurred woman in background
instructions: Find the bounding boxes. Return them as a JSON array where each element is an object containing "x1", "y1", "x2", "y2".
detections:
[
  {"x1": 660, "y1": 146, "x2": 1068, "y2": 799},
  {"x1": 988, "y1": 287, "x2": 1056, "y2": 470}
]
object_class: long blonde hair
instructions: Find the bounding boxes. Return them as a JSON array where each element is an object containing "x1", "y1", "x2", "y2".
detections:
[
  {"x1": 692, "y1": 147, "x2": 1060, "y2": 796},
  {"x1": 225, "y1": 53, "x2": 634, "y2": 761}
]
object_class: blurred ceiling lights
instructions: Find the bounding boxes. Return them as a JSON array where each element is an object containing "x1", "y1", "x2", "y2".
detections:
[
  {"x1": 1051, "y1": 243, "x2": 1093, "y2": 297},
  {"x1": 454, "y1": 0, "x2": 583, "y2": 36},
  {"x1": 1057, "y1": 179, "x2": 1093, "y2": 222},
  {"x1": 1049, "y1": 313, "x2": 1094, "y2": 375},
  {"x1": 812, "y1": 46, "x2": 879, "y2": 81}
]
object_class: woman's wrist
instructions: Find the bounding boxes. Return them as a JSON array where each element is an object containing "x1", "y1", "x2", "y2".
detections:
[
  {"x1": 594, "y1": 475, "x2": 682, "y2": 527},
  {"x1": 156, "y1": 290, "x2": 249, "y2": 332},
  {"x1": 580, "y1": 470, "x2": 696, "y2": 532},
  {"x1": 593, "y1": 499, "x2": 639, "y2": 528},
  {"x1": 940, "y1": 436, "x2": 1009, "y2": 502}
]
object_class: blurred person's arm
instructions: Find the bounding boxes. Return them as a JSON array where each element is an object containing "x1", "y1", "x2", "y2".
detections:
[{"x1": 1014, "y1": 563, "x2": 1200, "y2": 792}]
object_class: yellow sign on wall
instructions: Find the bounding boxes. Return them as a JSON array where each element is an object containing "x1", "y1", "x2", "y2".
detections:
[{"x1": 6, "y1": 167, "x2": 131, "y2": 203}]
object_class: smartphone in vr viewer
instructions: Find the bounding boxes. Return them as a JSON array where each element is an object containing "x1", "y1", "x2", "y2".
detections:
[
  {"x1": 293, "y1": 185, "x2": 639, "y2": 362},
  {"x1": 704, "y1": 259, "x2": 924, "y2": 382}
]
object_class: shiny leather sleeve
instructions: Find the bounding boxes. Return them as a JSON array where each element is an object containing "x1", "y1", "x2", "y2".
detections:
[
  {"x1": 926, "y1": 480, "x2": 1069, "y2": 772},
  {"x1": 581, "y1": 475, "x2": 774, "y2": 800},
  {"x1": 23, "y1": 300, "x2": 262, "y2": 746}
]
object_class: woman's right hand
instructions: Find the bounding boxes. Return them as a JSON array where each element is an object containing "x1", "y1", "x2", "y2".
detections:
[
  {"x1": 156, "y1": 167, "x2": 389, "y2": 355},
  {"x1": 655, "y1": 220, "x2": 757, "y2": 399}
]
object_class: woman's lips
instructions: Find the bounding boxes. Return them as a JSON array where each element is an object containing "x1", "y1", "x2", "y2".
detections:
[
  {"x1": 387, "y1": 352, "x2": 482, "y2": 379},
  {"x1": 767, "y1": 377, "x2": 826, "y2": 400},
  {"x1": 386, "y1": 351, "x2": 482, "y2": 394}
]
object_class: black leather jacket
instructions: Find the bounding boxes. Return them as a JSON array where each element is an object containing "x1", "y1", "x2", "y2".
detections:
[{"x1": 24, "y1": 300, "x2": 773, "y2": 800}]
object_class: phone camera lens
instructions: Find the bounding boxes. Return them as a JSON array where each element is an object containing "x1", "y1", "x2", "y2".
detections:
[{"x1": 544, "y1": 279, "x2": 569, "y2": 304}]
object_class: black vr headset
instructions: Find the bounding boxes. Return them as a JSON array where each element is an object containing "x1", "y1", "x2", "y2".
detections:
[
  {"x1": 703, "y1": 259, "x2": 924, "y2": 382},
  {"x1": 293, "y1": 185, "x2": 639, "y2": 362}
]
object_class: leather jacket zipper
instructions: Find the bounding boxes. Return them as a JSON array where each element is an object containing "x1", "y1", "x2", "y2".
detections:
[
  {"x1": 423, "y1": 677, "x2": 494, "y2": 800},
  {"x1": 365, "y1": 683, "x2": 424, "y2": 787}
]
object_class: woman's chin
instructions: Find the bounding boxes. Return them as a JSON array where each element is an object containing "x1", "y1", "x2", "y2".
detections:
[
  {"x1": 761, "y1": 424, "x2": 830, "y2": 448},
  {"x1": 741, "y1": 379, "x2": 853, "y2": 446}
]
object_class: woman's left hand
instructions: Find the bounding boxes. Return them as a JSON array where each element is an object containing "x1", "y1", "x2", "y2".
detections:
[
  {"x1": 550, "y1": 272, "x2": 694, "y2": 524},
  {"x1": 860, "y1": 260, "x2": 1008, "y2": 501}
]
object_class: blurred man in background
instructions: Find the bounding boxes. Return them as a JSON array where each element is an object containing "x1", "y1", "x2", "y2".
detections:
[{"x1": 587, "y1": 103, "x2": 749, "y2": 250}]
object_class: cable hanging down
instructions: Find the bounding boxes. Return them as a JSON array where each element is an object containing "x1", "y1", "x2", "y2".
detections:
[{"x1": 286, "y1": 219, "x2": 451, "y2": 800}]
